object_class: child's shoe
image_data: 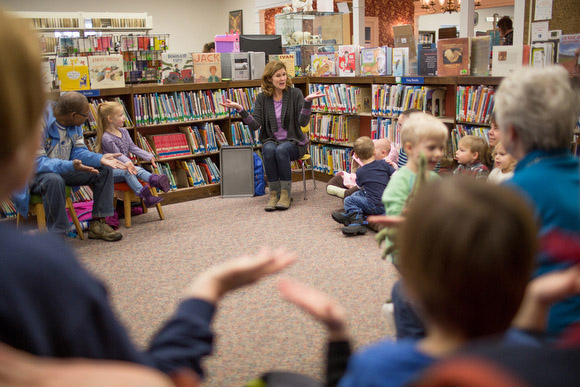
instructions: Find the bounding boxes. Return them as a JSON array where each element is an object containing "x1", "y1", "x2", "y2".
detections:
[
  {"x1": 342, "y1": 223, "x2": 367, "y2": 236},
  {"x1": 138, "y1": 186, "x2": 164, "y2": 208},
  {"x1": 149, "y1": 174, "x2": 170, "y2": 193},
  {"x1": 332, "y1": 211, "x2": 356, "y2": 225},
  {"x1": 326, "y1": 185, "x2": 346, "y2": 198}
]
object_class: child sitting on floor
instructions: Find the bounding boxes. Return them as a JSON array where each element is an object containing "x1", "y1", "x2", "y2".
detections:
[
  {"x1": 487, "y1": 141, "x2": 516, "y2": 184},
  {"x1": 95, "y1": 101, "x2": 170, "y2": 207},
  {"x1": 326, "y1": 138, "x2": 397, "y2": 199},
  {"x1": 331, "y1": 136, "x2": 395, "y2": 236},
  {"x1": 453, "y1": 135, "x2": 490, "y2": 179},
  {"x1": 280, "y1": 177, "x2": 574, "y2": 387}
]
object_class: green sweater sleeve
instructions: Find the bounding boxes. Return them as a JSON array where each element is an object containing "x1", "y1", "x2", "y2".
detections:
[{"x1": 382, "y1": 167, "x2": 413, "y2": 216}]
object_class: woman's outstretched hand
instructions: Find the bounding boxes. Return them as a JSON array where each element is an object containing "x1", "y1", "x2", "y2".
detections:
[
  {"x1": 220, "y1": 99, "x2": 243, "y2": 111},
  {"x1": 305, "y1": 91, "x2": 324, "y2": 102}
]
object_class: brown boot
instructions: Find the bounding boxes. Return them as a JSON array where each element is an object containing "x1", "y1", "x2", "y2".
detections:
[
  {"x1": 265, "y1": 181, "x2": 280, "y2": 212},
  {"x1": 275, "y1": 181, "x2": 292, "y2": 210}
]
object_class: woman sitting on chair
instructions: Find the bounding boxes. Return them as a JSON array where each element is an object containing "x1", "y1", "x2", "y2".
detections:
[{"x1": 221, "y1": 61, "x2": 323, "y2": 211}]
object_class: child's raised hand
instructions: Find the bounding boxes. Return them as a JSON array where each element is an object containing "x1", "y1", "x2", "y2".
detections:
[
  {"x1": 279, "y1": 279, "x2": 347, "y2": 339},
  {"x1": 185, "y1": 247, "x2": 296, "y2": 303}
]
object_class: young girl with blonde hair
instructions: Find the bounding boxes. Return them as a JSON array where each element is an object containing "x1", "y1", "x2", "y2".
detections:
[
  {"x1": 487, "y1": 141, "x2": 516, "y2": 184},
  {"x1": 96, "y1": 101, "x2": 169, "y2": 207}
]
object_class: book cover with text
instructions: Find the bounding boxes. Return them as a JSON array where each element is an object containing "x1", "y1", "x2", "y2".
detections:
[
  {"x1": 161, "y1": 53, "x2": 194, "y2": 84},
  {"x1": 56, "y1": 57, "x2": 90, "y2": 91},
  {"x1": 558, "y1": 34, "x2": 580, "y2": 75},
  {"x1": 491, "y1": 45, "x2": 524, "y2": 76},
  {"x1": 88, "y1": 55, "x2": 125, "y2": 89},
  {"x1": 269, "y1": 54, "x2": 296, "y2": 77},
  {"x1": 392, "y1": 47, "x2": 409, "y2": 76},
  {"x1": 470, "y1": 36, "x2": 491, "y2": 76},
  {"x1": 338, "y1": 45, "x2": 360, "y2": 76},
  {"x1": 310, "y1": 52, "x2": 337, "y2": 76},
  {"x1": 418, "y1": 43, "x2": 437, "y2": 76},
  {"x1": 360, "y1": 47, "x2": 388, "y2": 76},
  {"x1": 192, "y1": 53, "x2": 222, "y2": 83}
]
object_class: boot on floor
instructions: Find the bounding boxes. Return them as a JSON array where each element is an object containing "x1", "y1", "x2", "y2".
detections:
[
  {"x1": 265, "y1": 180, "x2": 281, "y2": 212},
  {"x1": 149, "y1": 174, "x2": 170, "y2": 193},
  {"x1": 342, "y1": 213, "x2": 367, "y2": 236},
  {"x1": 138, "y1": 186, "x2": 164, "y2": 208},
  {"x1": 276, "y1": 181, "x2": 292, "y2": 210},
  {"x1": 332, "y1": 211, "x2": 357, "y2": 225}
]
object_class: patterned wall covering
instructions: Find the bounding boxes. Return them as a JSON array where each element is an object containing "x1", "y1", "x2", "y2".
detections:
[
  {"x1": 367, "y1": 0, "x2": 415, "y2": 47},
  {"x1": 264, "y1": 0, "x2": 415, "y2": 46}
]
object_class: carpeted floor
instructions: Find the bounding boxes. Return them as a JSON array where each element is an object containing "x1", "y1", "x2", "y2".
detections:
[{"x1": 68, "y1": 181, "x2": 398, "y2": 386}]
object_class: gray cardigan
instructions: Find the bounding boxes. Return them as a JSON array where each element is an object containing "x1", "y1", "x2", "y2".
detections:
[{"x1": 239, "y1": 87, "x2": 312, "y2": 157}]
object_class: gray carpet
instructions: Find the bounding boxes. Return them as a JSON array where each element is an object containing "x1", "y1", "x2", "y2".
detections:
[{"x1": 69, "y1": 181, "x2": 398, "y2": 386}]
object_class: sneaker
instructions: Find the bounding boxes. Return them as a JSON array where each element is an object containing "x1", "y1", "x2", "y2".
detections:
[
  {"x1": 332, "y1": 211, "x2": 355, "y2": 225},
  {"x1": 89, "y1": 219, "x2": 123, "y2": 242},
  {"x1": 342, "y1": 223, "x2": 367, "y2": 236}
]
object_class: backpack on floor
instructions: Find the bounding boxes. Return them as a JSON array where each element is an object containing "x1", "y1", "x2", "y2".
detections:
[{"x1": 253, "y1": 152, "x2": 266, "y2": 196}]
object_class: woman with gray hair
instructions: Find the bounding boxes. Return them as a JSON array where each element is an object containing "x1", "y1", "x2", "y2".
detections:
[{"x1": 495, "y1": 65, "x2": 580, "y2": 338}]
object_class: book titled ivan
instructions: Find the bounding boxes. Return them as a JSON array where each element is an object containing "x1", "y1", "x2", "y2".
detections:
[
  {"x1": 269, "y1": 54, "x2": 296, "y2": 77},
  {"x1": 161, "y1": 53, "x2": 193, "y2": 84},
  {"x1": 192, "y1": 53, "x2": 222, "y2": 83},
  {"x1": 491, "y1": 45, "x2": 524, "y2": 76},
  {"x1": 338, "y1": 45, "x2": 360, "y2": 76},
  {"x1": 558, "y1": 34, "x2": 580, "y2": 75},
  {"x1": 360, "y1": 47, "x2": 391, "y2": 76},
  {"x1": 392, "y1": 47, "x2": 409, "y2": 76},
  {"x1": 437, "y1": 38, "x2": 470, "y2": 76},
  {"x1": 88, "y1": 55, "x2": 125, "y2": 89},
  {"x1": 310, "y1": 52, "x2": 337, "y2": 76},
  {"x1": 56, "y1": 57, "x2": 90, "y2": 91}
]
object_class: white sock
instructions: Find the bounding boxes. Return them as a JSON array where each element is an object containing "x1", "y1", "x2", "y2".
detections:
[{"x1": 326, "y1": 185, "x2": 346, "y2": 198}]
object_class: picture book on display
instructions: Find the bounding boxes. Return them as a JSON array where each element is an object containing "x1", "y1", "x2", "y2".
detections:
[
  {"x1": 88, "y1": 55, "x2": 125, "y2": 89},
  {"x1": 393, "y1": 25, "x2": 417, "y2": 75},
  {"x1": 437, "y1": 38, "x2": 470, "y2": 76},
  {"x1": 558, "y1": 34, "x2": 580, "y2": 75},
  {"x1": 192, "y1": 53, "x2": 221, "y2": 83},
  {"x1": 530, "y1": 42, "x2": 555, "y2": 69},
  {"x1": 491, "y1": 45, "x2": 524, "y2": 76},
  {"x1": 161, "y1": 53, "x2": 194, "y2": 84},
  {"x1": 269, "y1": 54, "x2": 296, "y2": 77},
  {"x1": 418, "y1": 43, "x2": 437, "y2": 76},
  {"x1": 360, "y1": 47, "x2": 391, "y2": 76},
  {"x1": 338, "y1": 45, "x2": 360, "y2": 76},
  {"x1": 310, "y1": 52, "x2": 337, "y2": 76},
  {"x1": 392, "y1": 47, "x2": 409, "y2": 76},
  {"x1": 56, "y1": 57, "x2": 90, "y2": 91},
  {"x1": 470, "y1": 36, "x2": 491, "y2": 76}
]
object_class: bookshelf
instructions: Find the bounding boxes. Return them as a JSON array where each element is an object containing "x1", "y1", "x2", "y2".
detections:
[{"x1": 30, "y1": 75, "x2": 544, "y2": 211}]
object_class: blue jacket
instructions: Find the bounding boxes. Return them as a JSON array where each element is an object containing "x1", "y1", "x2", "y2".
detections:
[
  {"x1": 0, "y1": 223, "x2": 215, "y2": 376},
  {"x1": 506, "y1": 148, "x2": 580, "y2": 337},
  {"x1": 13, "y1": 102, "x2": 103, "y2": 216}
]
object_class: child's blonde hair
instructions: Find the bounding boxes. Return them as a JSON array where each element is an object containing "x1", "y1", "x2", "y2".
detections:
[
  {"x1": 458, "y1": 135, "x2": 489, "y2": 165},
  {"x1": 400, "y1": 113, "x2": 448, "y2": 149},
  {"x1": 95, "y1": 101, "x2": 124, "y2": 153},
  {"x1": 0, "y1": 12, "x2": 44, "y2": 160},
  {"x1": 493, "y1": 141, "x2": 517, "y2": 172},
  {"x1": 353, "y1": 136, "x2": 375, "y2": 160}
]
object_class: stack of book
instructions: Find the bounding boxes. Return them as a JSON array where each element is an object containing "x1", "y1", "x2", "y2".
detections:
[
  {"x1": 147, "y1": 133, "x2": 192, "y2": 159},
  {"x1": 456, "y1": 85, "x2": 495, "y2": 124}
]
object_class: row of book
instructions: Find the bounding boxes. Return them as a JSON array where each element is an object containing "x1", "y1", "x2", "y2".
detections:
[
  {"x1": 70, "y1": 186, "x2": 94, "y2": 202},
  {"x1": 231, "y1": 122, "x2": 260, "y2": 147},
  {"x1": 371, "y1": 117, "x2": 399, "y2": 146},
  {"x1": 309, "y1": 114, "x2": 360, "y2": 144},
  {"x1": 310, "y1": 145, "x2": 352, "y2": 175},
  {"x1": 372, "y1": 85, "x2": 446, "y2": 118},
  {"x1": 58, "y1": 36, "x2": 116, "y2": 55},
  {"x1": 1, "y1": 198, "x2": 16, "y2": 219},
  {"x1": 450, "y1": 125, "x2": 490, "y2": 157},
  {"x1": 82, "y1": 97, "x2": 133, "y2": 133},
  {"x1": 308, "y1": 84, "x2": 372, "y2": 114},
  {"x1": 132, "y1": 90, "x2": 228, "y2": 126},
  {"x1": 178, "y1": 158, "x2": 220, "y2": 187},
  {"x1": 456, "y1": 86, "x2": 495, "y2": 125},
  {"x1": 229, "y1": 87, "x2": 261, "y2": 114},
  {"x1": 180, "y1": 124, "x2": 228, "y2": 154},
  {"x1": 120, "y1": 35, "x2": 168, "y2": 52}
]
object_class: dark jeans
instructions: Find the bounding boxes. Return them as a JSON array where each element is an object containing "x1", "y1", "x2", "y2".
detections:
[
  {"x1": 343, "y1": 190, "x2": 385, "y2": 217},
  {"x1": 326, "y1": 175, "x2": 359, "y2": 198},
  {"x1": 262, "y1": 141, "x2": 300, "y2": 182},
  {"x1": 29, "y1": 167, "x2": 115, "y2": 234},
  {"x1": 392, "y1": 280, "x2": 426, "y2": 340}
]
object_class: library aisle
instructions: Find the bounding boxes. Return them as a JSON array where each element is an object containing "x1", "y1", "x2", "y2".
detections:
[{"x1": 69, "y1": 180, "x2": 396, "y2": 385}]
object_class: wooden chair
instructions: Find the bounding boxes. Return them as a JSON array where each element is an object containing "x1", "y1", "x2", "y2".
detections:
[
  {"x1": 292, "y1": 126, "x2": 316, "y2": 200},
  {"x1": 113, "y1": 182, "x2": 164, "y2": 228},
  {"x1": 16, "y1": 186, "x2": 84, "y2": 239}
]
